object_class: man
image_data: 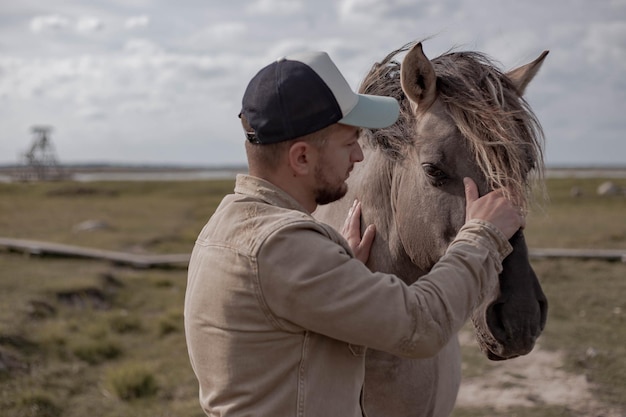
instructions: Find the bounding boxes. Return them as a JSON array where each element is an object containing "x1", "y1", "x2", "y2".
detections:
[{"x1": 184, "y1": 51, "x2": 523, "y2": 416}]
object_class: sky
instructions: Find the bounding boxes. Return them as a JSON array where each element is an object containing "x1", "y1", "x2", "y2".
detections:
[{"x1": 1, "y1": 0, "x2": 625, "y2": 168}]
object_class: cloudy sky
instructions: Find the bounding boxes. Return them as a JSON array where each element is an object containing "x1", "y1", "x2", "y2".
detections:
[{"x1": 1, "y1": 0, "x2": 625, "y2": 167}]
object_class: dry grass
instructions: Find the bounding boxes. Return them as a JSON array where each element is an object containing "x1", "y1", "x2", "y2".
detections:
[{"x1": 0, "y1": 177, "x2": 624, "y2": 416}]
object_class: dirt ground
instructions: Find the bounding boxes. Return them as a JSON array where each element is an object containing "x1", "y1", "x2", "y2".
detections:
[{"x1": 456, "y1": 331, "x2": 624, "y2": 416}]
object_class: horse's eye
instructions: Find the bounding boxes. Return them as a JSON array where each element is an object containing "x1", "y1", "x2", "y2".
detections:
[{"x1": 422, "y1": 164, "x2": 449, "y2": 186}]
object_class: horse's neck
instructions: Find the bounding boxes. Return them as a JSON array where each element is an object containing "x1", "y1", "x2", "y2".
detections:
[{"x1": 349, "y1": 149, "x2": 427, "y2": 284}]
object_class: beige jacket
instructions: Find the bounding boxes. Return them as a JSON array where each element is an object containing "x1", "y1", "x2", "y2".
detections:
[{"x1": 184, "y1": 174, "x2": 512, "y2": 417}]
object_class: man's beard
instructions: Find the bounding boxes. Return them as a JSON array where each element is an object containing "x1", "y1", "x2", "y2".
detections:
[{"x1": 313, "y1": 163, "x2": 348, "y2": 206}]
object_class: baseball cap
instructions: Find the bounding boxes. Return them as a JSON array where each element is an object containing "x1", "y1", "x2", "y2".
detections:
[{"x1": 240, "y1": 51, "x2": 400, "y2": 144}]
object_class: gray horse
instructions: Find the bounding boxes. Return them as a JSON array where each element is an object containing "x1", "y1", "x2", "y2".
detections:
[{"x1": 314, "y1": 41, "x2": 549, "y2": 417}]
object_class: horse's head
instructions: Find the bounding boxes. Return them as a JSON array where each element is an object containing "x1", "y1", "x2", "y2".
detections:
[{"x1": 356, "y1": 42, "x2": 548, "y2": 360}]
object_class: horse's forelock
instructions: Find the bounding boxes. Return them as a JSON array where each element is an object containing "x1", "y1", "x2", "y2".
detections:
[
  {"x1": 359, "y1": 43, "x2": 545, "y2": 209},
  {"x1": 434, "y1": 51, "x2": 545, "y2": 209},
  {"x1": 359, "y1": 43, "x2": 414, "y2": 161}
]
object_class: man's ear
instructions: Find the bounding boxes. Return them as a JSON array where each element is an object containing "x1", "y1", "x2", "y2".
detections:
[{"x1": 287, "y1": 141, "x2": 314, "y2": 176}]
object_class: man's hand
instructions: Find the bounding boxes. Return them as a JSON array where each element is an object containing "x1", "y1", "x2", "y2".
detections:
[
  {"x1": 341, "y1": 199, "x2": 376, "y2": 264},
  {"x1": 464, "y1": 177, "x2": 525, "y2": 239}
]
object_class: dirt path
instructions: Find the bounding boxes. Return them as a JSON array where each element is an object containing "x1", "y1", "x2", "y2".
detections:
[{"x1": 456, "y1": 332, "x2": 624, "y2": 416}]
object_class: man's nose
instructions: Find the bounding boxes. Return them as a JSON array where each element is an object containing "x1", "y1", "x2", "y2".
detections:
[{"x1": 353, "y1": 142, "x2": 364, "y2": 162}]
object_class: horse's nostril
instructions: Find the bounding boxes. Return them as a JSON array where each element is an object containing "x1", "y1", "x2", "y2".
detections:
[
  {"x1": 486, "y1": 302, "x2": 508, "y2": 342},
  {"x1": 538, "y1": 298, "x2": 548, "y2": 331},
  {"x1": 483, "y1": 297, "x2": 546, "y2": 358}
]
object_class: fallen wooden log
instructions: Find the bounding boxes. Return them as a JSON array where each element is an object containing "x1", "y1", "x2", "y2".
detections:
[
  {"x1": 0, "y1": 237, "x2": 624, "y2": 268},
  {"x1": 528, "y1": 248, "x2": 626, "y2": 263},
  {"x1": 0, "y1": 237, "x2": 190, "y2": 268}
]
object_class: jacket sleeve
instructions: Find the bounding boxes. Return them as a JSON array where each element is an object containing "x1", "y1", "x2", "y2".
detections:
[{"x1": 256, "y1": 219, "x2": 512, "y2": 358}]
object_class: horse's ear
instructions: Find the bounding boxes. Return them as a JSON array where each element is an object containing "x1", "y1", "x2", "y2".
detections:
[
  {"x1": 506, "y1": 51, "x2": 549, "y2": 95},
  {"x1": 401, "y1": 42, "x2": 437, "y2": 112}
]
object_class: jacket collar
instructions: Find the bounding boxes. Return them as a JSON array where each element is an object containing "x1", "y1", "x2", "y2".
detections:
[{"x1": 234, "y1": 174, "x2": 311, "y2": 214}]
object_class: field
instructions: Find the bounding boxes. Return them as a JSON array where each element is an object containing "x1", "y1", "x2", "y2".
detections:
[{"x1": 0, "y1": 176, "x2": 624, "y2": 417}]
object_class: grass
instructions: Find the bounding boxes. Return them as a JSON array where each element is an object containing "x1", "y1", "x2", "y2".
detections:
[
  {"x1": 105, "y1": 362, "x2": 159, "y2": 400},
  {"x1": 0, "y1": 176, "x2": 624, "y2": 416},
  {"x1": 526, "y1": 177, "x2": 626, "y2": 249},
  {"x1": 534, "y1": 259, "x2": 626, "y2": 403},
  {"x1": 527, "y1": 177, "x2": 626, "y2": 409},
  {"x1": 0, "y1": 180, "x2": 234, "y2": 253}
]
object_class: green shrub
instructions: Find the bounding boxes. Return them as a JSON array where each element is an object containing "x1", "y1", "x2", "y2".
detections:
[
  {"x1": 158, "y1": 309, "x2": 182, "y2": 336},
  {"x1": 19, "y1": 392, "x2": 62, "y2": 417},
  {"x1": 106, "y1": 363, "x2": 158, "y2": 400},
  {"x1": 108, "y1": 312, "x2": 142, "y2": 334},
  {"x1": 72, "y1": 339, "x2": 122, "y2": 364}
]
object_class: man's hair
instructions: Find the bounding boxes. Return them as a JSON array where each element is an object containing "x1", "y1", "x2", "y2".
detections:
[{"x1": 242, "y1": 116, "x2": 330, "y2": 171}]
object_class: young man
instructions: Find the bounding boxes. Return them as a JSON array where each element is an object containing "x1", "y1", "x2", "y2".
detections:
[{"x1": 184, "y1": 51, "x2": 524, "y2": 416}]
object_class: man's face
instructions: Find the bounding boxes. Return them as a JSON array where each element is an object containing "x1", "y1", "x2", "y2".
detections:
[{"x1": 313, "y1": 124, "x2": 363, "y2": 205}]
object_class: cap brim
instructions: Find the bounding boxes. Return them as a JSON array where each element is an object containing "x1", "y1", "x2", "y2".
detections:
[{"x1": 338, "y1": 94, "x2": 400, "y2": 129}]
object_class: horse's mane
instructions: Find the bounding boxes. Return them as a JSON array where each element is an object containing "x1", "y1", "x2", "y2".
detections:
[{"x1": 359, "y1": 41, "x2": 545, "y2": 209}]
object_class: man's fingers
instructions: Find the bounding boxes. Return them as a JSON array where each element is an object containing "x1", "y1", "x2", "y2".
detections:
[
  {"x1": 342, "y1": 199, "x2": 358, "y2": 235},
  {"x1": 360, "y1": 224, "x2": 376, "y2": 250},
  {"x1": 463, "y1": 178, "x2": 478, "y2": 202},
  {"x1": 350, "y1": 200, "x2": 362, "y2": 231},
  {"x1": 463, "y1": 178, "x2": 479, "y2": 219},
  {"x1": 340, "y1": 199, "x2": 376, "y2": 264},
  {"x1": 354, "y1": 224, "x2": 375, "y2": 264}
]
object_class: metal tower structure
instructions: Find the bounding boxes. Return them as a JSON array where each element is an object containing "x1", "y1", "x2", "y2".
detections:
[{"x1": 19, "y1": 126, "x2": 66, "y2": 181}]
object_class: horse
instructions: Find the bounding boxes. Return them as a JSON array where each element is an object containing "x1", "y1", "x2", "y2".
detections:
[{"x1": 314, "y1": 41, "x2": 549, "y2": 417}]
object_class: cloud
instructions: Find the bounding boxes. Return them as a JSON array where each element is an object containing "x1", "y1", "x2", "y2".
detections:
[
  {"x1": 125, "y1": 15, "x2": 150, "y2": 30},
  {"x1": 4, "y1": 0, "x2": 625, "y2": 166},
  {"x1": 481, "y1": 30, "x2": 543, "y2": 68},
  {"x1": 582, "y1": 20, "x2": 626, "y2": 70},
  {"x1": 187, "y1": 22, "x2": 247, "y2": 45},
  {"x1": 210, "y1": 22, "x2": 247, "y2": 40},
  {"x1": 246, "y1": 0, "x2": 305, "y2": 15},
  {"x1": 337, "y1": 0, "x2": 433, "y2": 23},
  {"x1": 339, "y1": 0, "x2": 391, "y2": 20},
  {"x1": 76, "y1": 16, "x2": 104, "y2": 33},
  {"x1": 181, "y1": 22, "x2": 248, "y2": 53},
  {"x1": 0, "y1": 37, "x2": 244, "y2": 121},
  {"x1": 30, "y1": 15, "x2": 71, "y2": 33},
  {"x1": 77, "y1": 106, "x2": 107, "y2": 120},
  {"x1": 123, "y1": 38, "x2": 163, "y2": 55},
  {"x1": 30, "y1": 14, "x2": 103, "y2": 34}
]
